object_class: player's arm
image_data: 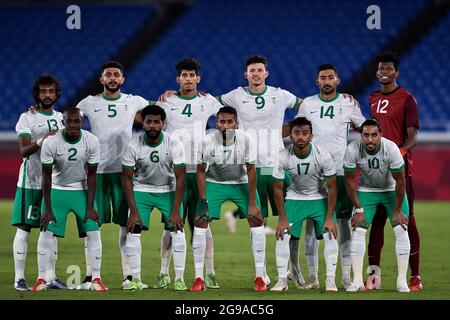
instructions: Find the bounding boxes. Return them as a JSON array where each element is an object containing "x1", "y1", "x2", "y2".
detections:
[
  {"x1": 19, "y1": 132, "x2": 55, "y2": 158},
  {"x1": 391, "y1": 170, "x2": 408, "y2": 229},
  {"x1": 84, "y1": 164, "x2": 99, "y2": 224},
  {"x1": 401, "y1": 127, "x2": 418, "y2": 156},
  {"x1": 169, "y1": 165, "x2": 186, "y2": 231},
  {"x1": 401, "y1": 95, "x2": 420, "y2": 156},
  {"x1": 344, "y1": 170, "x2": 366, "y2": 229},
  {"x1": 273, "y1": 180, "x2": 290, "y2": 240},
  {"x1": 324, "y1": 176, "x2": 338, "y2": 238},
  {"x1": 246, "y1": 163, "x2": 263, "y2": 225},
  {"x1": 122, "y1": 166, "x2": 142, "y2": 232},
  {"x1": 196, "y1": 163, "x2": 207, "y2": 200},
  {"x1": 41, "y1": 164, "x2": 56, "y2": 231}
]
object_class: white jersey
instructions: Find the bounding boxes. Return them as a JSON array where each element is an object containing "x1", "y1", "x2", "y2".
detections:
[
  {"x1": 297, "y1": 93, "x2": 365, "y2": 176},
  {"x1": 343, "y1": 137, "x2": 404, "y2": 192},
  {"x1": 273, "y1": 143, "x2": 336, "y2": 200},
  {"x1": 76, "y1": 93, "x2": 149, "y2": 174},
  {"x1": 219, "y1": 85, "x2": 300, "y2": 168},
  {"x1": 15, "y1": 110, "x2": 64, "y2": 189},
  {"x1": 198, "y1": 129, "x2": 256, "y2": 184},
  {"x1": 41, "y1": 130, "x2": 100, "y2": 190},
  {"x1": 122, "y1": 132, "x2": 186, "y2": 193},
  {"x1": 158, "y1": 93, "x2": 221, "y2": 173}
]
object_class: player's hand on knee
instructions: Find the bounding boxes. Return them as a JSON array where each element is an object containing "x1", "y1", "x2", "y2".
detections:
[
  {"x1": 323, "y1": 218, "x2": 337, "y2": 239},
  {"x1": 169, "y1": 211, "x2": 184, "y2": 232},
  {"x1": 127, "y1": 211, "x2": 143, "y2": 233},
  {"x1": 351, "y1": 210, "x2": 367, "y2": 230},
  {"x1": 275, "y1": 217, "x2": 290, "y2": 240},
  {"x1": 247, "y1": 205, "x2": 263, "y2": 226},
  {"x1": 41, "y1": 211, "x2": 57, "y2": 232},
  {"x1": 84, "y1": 208, "x2": 99, "y2": 224},
  {"x1": 393, "y1": 210, "x2": 408, "y2": 230}
]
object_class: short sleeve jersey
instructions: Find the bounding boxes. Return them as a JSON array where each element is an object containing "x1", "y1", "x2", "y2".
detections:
[
  {"x1": 343, "y1": 137, "x2": 404, "y2": 192},
  {"x1": 122, "y1": 132, "x2": 186, "y2": 193},
  {"x1": 15, "y1": 110, "x2": 64, "y2": 189},
  {"x1": 40, "y1": 130, "x2": 100, "y2": 190},
  {"x1": 76, "y1": 93, "x2": 149, "y2": 174}
]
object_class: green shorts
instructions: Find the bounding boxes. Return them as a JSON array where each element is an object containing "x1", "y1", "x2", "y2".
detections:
[
  {"x1": 134, "y1": 191, "x2": 184, "y2": 230},
  {"x1": 42, "y1": 189, "x2": 99, "y2": 237},
  {"x1": 11, "y1": 187, "x2": 42, "y2": 228},
  {"x1": 335, "y1": 176, "x2": 353, "y2": 219},
  {"x1": 358, "y1": 191, "x2": 409, "y2": 228},
  {"x1": 181, "y1": 173, "x2": 199, "y2": 223},
  {"x1": 257, "y1": 167, "x2": 290, "y2": 217},
  {"x1": 284, "y1": 198, "x2": 334, "y2": 240},
  {"x1": 96, "y1": 172, "x2": 128, "y2": 226},
  {"x1": 200, "y1": 181, "x2": 261, "y2": 220}
]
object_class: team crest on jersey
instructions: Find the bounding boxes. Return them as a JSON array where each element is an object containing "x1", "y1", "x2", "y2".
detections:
[
  {"x1": 124, "y1": 105, "x2": 128, "y2": 111},
  {"x1": 200, "y1": 105, "x2": 204, "y2": 112},
  {"x1": 272, "y1": 97, "x2": 276, "y2": 104}
]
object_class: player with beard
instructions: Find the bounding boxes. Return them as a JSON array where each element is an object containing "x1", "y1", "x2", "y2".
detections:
[
  {"x1": 75, "y1": 61, "x2": 150, "y2": 289},
  {"x1": 12, "y1": 75, "x2": 67, "y2": 291}
]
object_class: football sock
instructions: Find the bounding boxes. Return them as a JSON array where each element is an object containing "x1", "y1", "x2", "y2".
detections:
[
  {"x1": 87, "y1": 231, "x2": 102, "y2": 279},
  {"x1": 171, "y1": 230, "x2": 186, "y2": 280},
  {"x1": 13, "y1": 228, "x2": 29, "y2": 282},
  {"x1": 394, "y1": 225, "x2": 410, "y2": 283},
  {"x1": 160, "y1": 229, "x2": 172, "y2": 275},
  {"x1": 323, "y1": 232, "x2": 339, "y2": 277},
  {"x1": 205, "y1": 226, "x2": 215, "y2": 275},
  {"x1": 351, "y1": 227, "x2": 367, "y2": 283},
  {"x1": 336, "y1": 218, "x2": 352, "y2": 278},
  {"x1": 288, "y1": 236, "x2": 300, "y2": 275},
  {"x1": 119, "y1": 226, "x2": 130, "y2": 278},
  {"x1": 37, "y1": 231, "x2": 55, "y2": 282},
  {"x1": 275, "y1": 233, "x2": 290, "y2": 278},
  {"x1": 125, "y1": 233, "x2": 141, "y2": 281},
  {"x1": 193, "y1": 227, "x2": 207, "y2": 279},
  {"x1": 250, "y1": 225, "x2": 266, "y2": 278}
]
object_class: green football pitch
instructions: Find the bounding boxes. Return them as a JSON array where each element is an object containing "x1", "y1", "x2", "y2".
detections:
[{"x1": 1, "y1": 200, "x2": 449, "y2": 300}]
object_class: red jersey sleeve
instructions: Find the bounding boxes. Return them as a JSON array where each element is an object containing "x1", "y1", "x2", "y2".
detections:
[{"x1": 405, "y1": 95, "x2": 420, "y2": 129}]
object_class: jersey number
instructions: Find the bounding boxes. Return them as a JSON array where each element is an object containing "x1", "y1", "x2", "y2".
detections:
[
  {"x1": 255, "y1": 96, "x2": 265, "y2": 109},
  {"x1": 376, "y1": 100, "x2": 389, "y2": 114},
  {"x1": 182, "y1": 104, "x2": 192, "y2": 117},
  {"x1": 296, "y1": 163, "x2": 310, "y2": 175},
  {"x1": 320, "y1": 106, "x2": 335, "y2": 119},
  {"x1": 47, "y1": 119, "x2": 59, "y2": 131},
  {"x1": 108, "y1": 105, "x2": 117, "y2": 118},
  {"x1": 150, "y1": 151, "x2": 159, "y2": 163},
  {"x1": 368, "y1": 158, "x2": 380, "y2": 169},
  {"x1": 68, "y1": 148, "x2": 77, "y2": 161}
]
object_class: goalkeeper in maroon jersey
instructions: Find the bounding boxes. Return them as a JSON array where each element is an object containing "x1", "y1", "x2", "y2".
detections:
[{"x1": 366, "y1": 52, "x2": 422, "y2": 291}]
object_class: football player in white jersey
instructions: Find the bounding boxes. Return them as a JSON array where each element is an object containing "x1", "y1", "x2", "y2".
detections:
[
  {"x1": 154, "y1": 58, "x2": 222, "y2": 290},
  {"x1": 343, "y1": 119, "x2": 410, "y2": 293},
  {"x1": 291, "y1": 64, "x2": 365, "y2": 290},
  {"x1": 12, "y1": 75, "x2": 67, "y2": 291},
  {"x1": 122, "y1": 105, "x2": 188, "y2": 291},
  {"x1": 75, "y1": 61, "x2": 150, "y2": 289},
  {"x1": 271, "y1": 117, "x2": 339, "y2": 292},
  {"x1": 33, "y1": 107, "x2": 108, "y2": 292}
]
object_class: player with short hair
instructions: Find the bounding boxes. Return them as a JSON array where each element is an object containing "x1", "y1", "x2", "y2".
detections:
[
  {"x1": 366, "y1": 52, "x2": 421, "y2": 291},
  {"x1": 189, "y1": 106, "x2": 267, "y2": 292},
  {"x1": 271, "y1": 117, "x2": 339, "y2": 292},
  {"x1": 344, "y1": 119, "x2": 410, "y2": 293},
  {"x1": 291, "y1": 64, "x2": 365, "y2": 290},
  {"x1": 75, "y1": 61, "x2": 150, "y2": 289},
  {"x1": 12, "y1": 75, "x2": 67, "y2": 291},
  {"x1": 122, "y1": 105, "x2": 188, "y2": 291},
  {"x1": 32, "y1": 107, "x2": 108, "y2": 292}
]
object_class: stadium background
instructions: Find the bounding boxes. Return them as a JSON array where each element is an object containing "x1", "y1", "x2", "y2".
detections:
[{"x1": 0, "y1": 0, "x2": 449, "y2": 300}]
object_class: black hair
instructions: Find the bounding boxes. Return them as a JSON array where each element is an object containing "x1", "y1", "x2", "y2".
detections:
[
  {"x1": 32, "y1": 74, "x2": 62, "y2": 103},
  {"x1": 141, "y1": 104, "x2": 166, "y2": 122},
  {"x1": 290, "y1": 117, "x2": 313, "y2": 134},
  {"x1": 63, "y1": 106, "x2": 82, "y2": 117},
  {"x1": 317, "y1": 64, "x2": 338, "y2": 76},
  {"x1": 245, "y1": 55, "x2": 268, "y2": 69},
  {"x1": 361, "y1": 119, "x2": 381, "y2": 132},
  {"x1": 376, "y1": 52, "x2": 400, "y2": 70},
  {"x1": 101, "y1": 61, "x2": 124, "y2": 74},
  {"x1": 217, "y1": 106, "x2": 238, "y2": 120},
  {"x1": 175, "y1": 57, "x2": 201, "y2": 76}
]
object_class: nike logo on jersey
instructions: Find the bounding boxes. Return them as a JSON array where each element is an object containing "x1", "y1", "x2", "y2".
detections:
[
  {"x1": 171, "y1": 108, "x2": 178, "y2": 111},
  {"x1": 242, "y1": 101, "x2": 250, "y2": 104},
  {"x1": 94, "y1": 109, "x2": 102, "y2": 112},
  {"x1": 310, "y1": 111, "x2": 318, "y2": 114},
  {"x1": 38, "y1": 124, "x2": 46, "y2": 127},
  {"x1": 56, "y1": 153, "x2": 63, "y2": 156}
]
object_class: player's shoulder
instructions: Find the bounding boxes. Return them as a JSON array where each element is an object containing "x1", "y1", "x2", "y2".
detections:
[
  {"x1": 266, "y1": 85, "x2": 292, "y2": 96},
  {"x1": 346, "y1": 138, "x2": 362, "y2": 152},
  {"x1": 369, "y1": 89, "x2": 381, "y2": 98},
  {"x1": 381, "y1": 137, "x2": 398, "y2": 149},
  {"x1": 312, "y1": 142, "x2": 330, "y2": 156},
  {"x1": 279, "y1": 146, "x2": 291, "y2": 159},
  {"x1": 302, "y1": 94, "x2": 319, "y2": 105},
  {"x1": 397, "y1": 87, "x2": 417, "y2": 100},
  {"x1": 82, "y1": 129, "x2": 99, "y2": 143}
]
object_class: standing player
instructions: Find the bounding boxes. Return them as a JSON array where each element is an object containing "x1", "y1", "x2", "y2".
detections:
[
  {"x1": 154, "y1": 58, "x2": 222, "y2": 290},
  {"x1": 367, "y1": 52, "x2": 421, "y2": 291},
  {"x1": 271, "y1": 117, "x2": 339, "y2": 292},
  {"x1": 75, "y1": 61, "x2": 150, "y2": 289},
  {"x1": 292, "y1": 64, "x2": 365, "y2": 290},
  {"x1": 122, "y1": 105, "x2": 188, "y2": 291},
  {"x1": 12, "y1": 75, "x2": 66, "y2": 290},
  {"x1": 33, "y1": 107, "x2": 108, "y2": 292},
  {"x1": 189, "y1": 106, "x2": 267, "y2": 292},
  {"x1": 344, "y1": 119, "x2": 411, "y2": 293}
]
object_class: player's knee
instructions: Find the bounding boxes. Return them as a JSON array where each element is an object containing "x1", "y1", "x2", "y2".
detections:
[
  {"x1": 247, "y1": 216, "x2": 263, "y2": 228},
  {"x1": 17, "y1": 224, "x2": 31, "y2": 232},
  {"x1": 131, "y1": 225, "x2": 142, "y2": 234},
  {"x1": 194, "y1": 215, "x2": 209, "y2": 228}
]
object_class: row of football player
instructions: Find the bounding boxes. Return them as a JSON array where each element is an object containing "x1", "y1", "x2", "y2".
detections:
[{"x1": 12, "y1": 53, "x2": 421, "y2": 292}]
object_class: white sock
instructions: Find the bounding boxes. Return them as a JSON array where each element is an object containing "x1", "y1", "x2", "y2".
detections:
[
  {"x1": 49, "y1": 236, "x2": 57, "y2": 280},
  {"x1": 393, "y1": 225, "x2": 410, "y2": 285},
  {"x1": 350, "y1": 227, "x2": 367, "y2": 284},
  {"x1": 250, "y1": 225, "x2": 266, "y2": 277},
  {"x1": 119, "y1": 226, "x2": 130, "y2": 278},
  {"x1": 289, "y1": 237, "x2": 300, "y2": 275},
  {"x1": 13, "y1": 229, "x2": 29, "y2": 282},
  {"x1": 323, "y1": 232, "x2": 339, "y2": 277},
  {"x1": 305, "y1": 219, "x2": 319, "y2": 279},
  {"x1": 336, "y1": 218, "x2": 352, "y2": 278},
  {"x1": 125, "y1": 233, "x2": 142, "y2": 281},
  {"x1": 275, "y1": 234, "x2": 291, "y2": 278},
  {"x1": 84, "y1": 237, "x2": 92, "y2": 277},
  {"x1": 171, "y1": 231, "x2": 186, "y2": 280},
  {"x1": 86, "y1": 231, "x2": 102, "y2": 280},
  {"x1": 37, "y1": 231, "x2": 55, "y2": 282},
  {"x1": 192, "y1": 227, "x2": 207, "y2": 279},
  {"x1": 205, "y1": 226, "x2": 215, "y2": 275},
  {"x1": 160, "y1": 229, "x2": 172, "y2": 275}
]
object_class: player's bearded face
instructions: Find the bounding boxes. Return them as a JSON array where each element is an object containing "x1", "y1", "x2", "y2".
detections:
[
  {"x1": 362, "y1": 127, "x2": 381, "y2": 152},
  {"x1": 101, "y1": 68, "x2": 124, "y2": 93},
  {"x1": 38, "y1": 84, "x2": 57, "y2": 108},
  {"x1": 177, "y1": 70, "x2": 200, "y2": 93},
  {"x1": 143, "y1": 116, "x2": 163, "y2": 139},
  {"x1": 217, "y1": 114, "x2": 237, "y2": 138},
  {"x1": 291, "y1": 125, "x2": 312, "y2": 149},
  {"x1": 245, "y1": 63, "x2": 268, "y2": 86},
  {"x1": 317, "y1": 70, "x2": 339, "y2": 95}
]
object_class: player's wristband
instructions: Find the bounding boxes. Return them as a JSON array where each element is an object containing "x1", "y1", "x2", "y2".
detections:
[
  {"x1": 355, "y1": 207, "x2": 364, "y2": 214},
  {"x1": 36, "y1": 137, "x2": 44, "y2": 147}
]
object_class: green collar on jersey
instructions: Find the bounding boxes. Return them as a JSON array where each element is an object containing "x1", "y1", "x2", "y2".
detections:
[
  {"x1": 63, "y1": 130, "x2": 82, "y2": 144},
  {"x1": 247, "y1": 85, "x2": 267, "y2": 96},
  {"x1": 101, "y1": 93, "x2": 122, "y2": 101},
  {"x1": 318, "y1": 92, "x2": 339, "y2": 103},
  {"x1": 176, "y1": 92, "x2": 199, "y2": 100},
  {"x1": 293, "y1": 143, "x2": 312, "y2": 159},
  {"x1": 144, "y1": 132, "x2": 164, "y2": 147},
  {"x1": 38, "y1": 109, "x2": 54, "y2": 116}
]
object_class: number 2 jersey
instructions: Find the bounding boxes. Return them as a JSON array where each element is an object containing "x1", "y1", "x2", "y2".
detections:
[{"x1": 15, "y1": 110, "x2": 64, "y2": 189}]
